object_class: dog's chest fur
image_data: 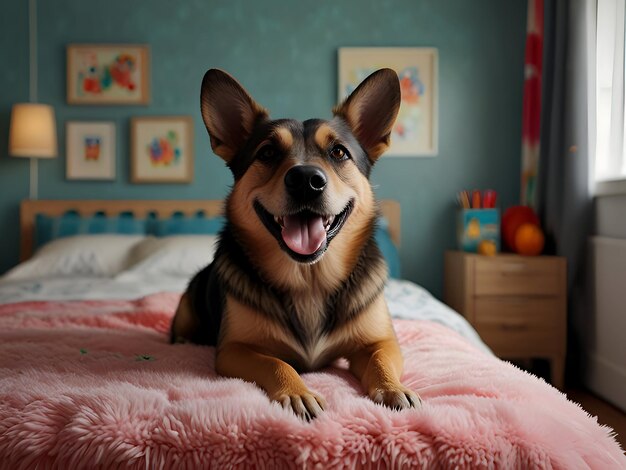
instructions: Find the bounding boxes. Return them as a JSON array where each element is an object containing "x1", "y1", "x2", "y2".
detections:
[
  {"x1": 214, "y1": 225, "x2": 387, "y2": 371},
  {"x1": 283, "y1": 284, "x2": 339, "y2": 370},
  {"x1": 290, "y1": 289, "x2": 326, "y2": 341}
]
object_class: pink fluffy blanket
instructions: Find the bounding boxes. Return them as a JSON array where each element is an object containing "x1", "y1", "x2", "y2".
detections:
[{"x1": 0, "y1": 293, "x2": 624, "y2": 469}]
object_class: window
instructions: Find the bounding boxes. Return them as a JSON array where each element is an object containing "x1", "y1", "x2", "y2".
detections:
[{"x1": 595, "y1": 0, "x2": 626, "y2": 194}]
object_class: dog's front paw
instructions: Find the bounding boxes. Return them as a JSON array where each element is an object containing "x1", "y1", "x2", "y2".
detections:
[
  {"x1": 274, "y1": 390, "x2": 326, "y2": 421},
  {"x1": 369, "y1": 384, "x2": 422, "y2": 410}
]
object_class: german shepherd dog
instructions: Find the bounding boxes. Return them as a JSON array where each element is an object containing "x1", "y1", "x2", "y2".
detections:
[{"x1": 171, "y1": 68, "x2": 421, "y2": 420}]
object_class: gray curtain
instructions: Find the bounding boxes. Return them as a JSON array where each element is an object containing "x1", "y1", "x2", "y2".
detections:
[{"x1": 537, "y1": 0, "x2": 594, "y2": 386}]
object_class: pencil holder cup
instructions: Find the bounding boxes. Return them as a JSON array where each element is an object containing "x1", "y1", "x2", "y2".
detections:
[{"x1": 457, "y1": 209, "x2": 500, "y2": 253}]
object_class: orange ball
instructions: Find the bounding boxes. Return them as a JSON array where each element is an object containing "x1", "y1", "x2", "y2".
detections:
[
  {"x1": 478, "y1": 240, "x2": 497, "y2": 256},
  {"x1": 514, "y1": 223, "x2": 545, "y2": 256},
  {"x1": 502, "y1": 206, "x2": 540, "y2": 251}
]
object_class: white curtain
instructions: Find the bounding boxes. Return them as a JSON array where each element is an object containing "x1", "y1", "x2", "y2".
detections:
[{"x1": 595, "y1": 0, "x2": 626, "y2": 183}]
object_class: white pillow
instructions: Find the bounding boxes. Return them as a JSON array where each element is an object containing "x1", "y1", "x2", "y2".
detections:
[
  {"x1": 1, "y1": 235, "x2": 145, "y2": 281},
  {"x1": 120, "y1": 235, "x2": 218, "y2": 278}
]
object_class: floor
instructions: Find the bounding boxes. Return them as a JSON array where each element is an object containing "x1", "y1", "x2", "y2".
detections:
[{"x1": 566, "y1": 388, "x2": 626, "y2": 451}]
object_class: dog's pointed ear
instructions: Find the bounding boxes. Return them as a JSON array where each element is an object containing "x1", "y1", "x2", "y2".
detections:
[
  {"x1": 333, "y1": 68, "x2": 401, "y2": 161},
  {"x1": 200, "y1": 69, "x2": 268, "y2": 162}
]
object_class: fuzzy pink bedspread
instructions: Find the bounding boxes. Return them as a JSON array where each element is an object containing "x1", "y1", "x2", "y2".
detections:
[{"x1": 0, "y1": 293, "x2": 624, "y2": 469}]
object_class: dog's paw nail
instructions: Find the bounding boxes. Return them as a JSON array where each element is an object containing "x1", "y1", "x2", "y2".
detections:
[
  {"x1": 370, "y1": 386, "x2": 421, "y2": 411},
  {"x1": 278, "y1": 395, "x2": 292, "y2": 410},
  {"x1": 370, "y1": 390, "x2": 384, "y2": 404},
  {"x1": 291, "y1": 395, "x2": 309, "y2": 419},
  {"x1": 275, "y1": 391, "x2": 326, "y2": 420},
  {"x1": 315, "y1": 396, "x2": 326, "y2": 411},
  {"x1": 406, "y1": 391, "x2": 423, "y2": 409},
  {"x1": 303, "y1": 394, "x2": 325, "y2": 416}
]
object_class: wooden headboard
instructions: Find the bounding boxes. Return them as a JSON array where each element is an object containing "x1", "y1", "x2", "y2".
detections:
[{"x1": 20, "y1": 199, "x2": 400, "y2": 261}]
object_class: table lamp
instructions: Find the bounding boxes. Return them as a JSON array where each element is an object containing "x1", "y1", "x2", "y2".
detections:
[{"x1": 8, "y1": 103, "x2": 57, "y2": 199}]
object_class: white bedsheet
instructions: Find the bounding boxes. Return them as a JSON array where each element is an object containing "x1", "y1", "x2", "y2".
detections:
[
  {"x1": 0, "y1": 275, "x2": 491, "y2": 353},
  {"x1": 0, "y1": 274, "x2": 188, "y2": 303},
  {"x1": 385, "y1": 279, "x2": 491, "y2": 354}
]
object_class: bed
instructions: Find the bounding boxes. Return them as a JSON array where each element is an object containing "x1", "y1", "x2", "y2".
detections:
[{"x1": 0, "y1": 200, "x2": 623, "y2": 469}]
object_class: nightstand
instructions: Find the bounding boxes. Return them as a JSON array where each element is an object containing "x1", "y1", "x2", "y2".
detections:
[{"x1": 444, "y1": 251, "x2": 567, "y2": 389}]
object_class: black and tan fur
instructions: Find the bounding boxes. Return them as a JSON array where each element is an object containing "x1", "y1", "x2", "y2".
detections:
[{"x1": 171, "y1": 68, "x2": 421, "y2": 420}]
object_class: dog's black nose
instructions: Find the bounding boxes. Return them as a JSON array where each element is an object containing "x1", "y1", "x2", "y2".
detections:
[{"x1": 284, "y1": 165, "x2": 327, "y2": 201}]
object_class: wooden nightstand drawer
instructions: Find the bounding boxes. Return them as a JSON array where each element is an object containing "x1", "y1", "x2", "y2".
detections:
[
  {"x1": 477, "y1": 325, "x2": 563, "y2": 357},
  {"x1": 474, "y1": 297, "x2": 562, "y2": 329},
  {"x1": 474, "y1": 256, "x2": 562, "y2": 296},
  {"x1": 444, "y1": 251, "x2": 567, "y2": 389}
]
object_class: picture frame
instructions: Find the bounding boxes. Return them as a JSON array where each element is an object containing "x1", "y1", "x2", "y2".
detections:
[
  {"x1": 67, "y1": 44, "x2": 150, "y2": 105},
  {"x1": 338, "y1": 47, "x2": 438, "y2": 157},
  {"x1": 131, "y1": 116, "x2": 194, "y2": 184},
  {"x1": 66, "y1": 121, "x2": 116, "y2": 180}
]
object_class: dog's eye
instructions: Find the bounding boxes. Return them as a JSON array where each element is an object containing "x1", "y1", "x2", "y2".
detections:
[
  {"x1": 257, "y1": 145, "x2": 277, "y2": 162},
  {"x1": 329, "y1": 145, "x2": 349, "y2": 161}
]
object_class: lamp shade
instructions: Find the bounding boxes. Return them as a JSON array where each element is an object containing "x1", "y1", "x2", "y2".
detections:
[{"x1": 9, "y1": 103, "x2": 57, "y2": 158}]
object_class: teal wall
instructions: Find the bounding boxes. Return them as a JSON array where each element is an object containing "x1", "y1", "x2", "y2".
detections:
[{"x1": 0, "y1": 0, "x2": 526, "y2": 298}]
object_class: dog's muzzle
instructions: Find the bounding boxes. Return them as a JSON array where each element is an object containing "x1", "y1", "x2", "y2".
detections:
[{"x1": 253, "y1": 165, "x2": 353, "y2": 263}]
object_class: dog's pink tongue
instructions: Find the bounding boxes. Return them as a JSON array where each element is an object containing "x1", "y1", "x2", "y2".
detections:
[{"x1": 282, "y1": 214, "x2": 326, "y2": 255}]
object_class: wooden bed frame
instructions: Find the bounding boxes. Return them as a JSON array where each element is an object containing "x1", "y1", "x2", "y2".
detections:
[{"x1": 20, "y1": 199, "x2": 400, "y2": 261}]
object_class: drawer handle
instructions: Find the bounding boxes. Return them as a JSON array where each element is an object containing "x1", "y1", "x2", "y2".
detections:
[{"x1": 501, "y1": 263, "x2": 527, "y2": 273}]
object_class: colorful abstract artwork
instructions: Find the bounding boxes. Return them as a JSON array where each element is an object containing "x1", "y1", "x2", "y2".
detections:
[
  {"x1": 83, "y1": 136, "x2": 101, "y2": 161},
  {"x1": 66, "y1": 122, "x2": 116, "y2": 180},
  {"x1": 67, "y1": 45, "x2": 150, "y2": 105},
  {"x1": 338, "y1": 48, "x2": 438, "y2": 156},
  {"x1": 148, "y1": 131, "x2": 181, "y2": 167},
  {"x1": 131, "y1": 117, "x2": 193, "y2": 183}
]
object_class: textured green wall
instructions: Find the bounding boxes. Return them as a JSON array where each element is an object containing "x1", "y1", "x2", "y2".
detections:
[
  {"x1": 0, "y1": 0, "x2": 526, "y2": 298},
  {"x1": 0, "y1": 0, "x2": 30, "y2": 275}
]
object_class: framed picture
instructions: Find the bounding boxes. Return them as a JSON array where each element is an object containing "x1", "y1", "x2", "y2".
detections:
[
  {"x1": 338, "y1": 47, "x2": 438, "y2": 157},
  {"x1": 66, "y1": 122, "x2": 116, "y2": 180},
  {"x1": 67, "y1": 44, "x2": 150, "y2": 105},
  {"x1": 131, "y1": 116, "x2": 194, "y2": 184}
]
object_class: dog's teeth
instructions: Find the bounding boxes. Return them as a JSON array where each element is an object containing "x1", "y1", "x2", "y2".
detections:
[
  {"x1": 323, "y1": 216, "x2": 334, "y2": 230},
  {"x1": 274, "y1": 216, "x2": 284, "y2": 227}
]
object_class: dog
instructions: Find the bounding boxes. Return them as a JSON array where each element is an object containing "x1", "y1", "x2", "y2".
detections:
[{"x1": 170, "y1": 68, "x2": 421, "y2": 420}]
